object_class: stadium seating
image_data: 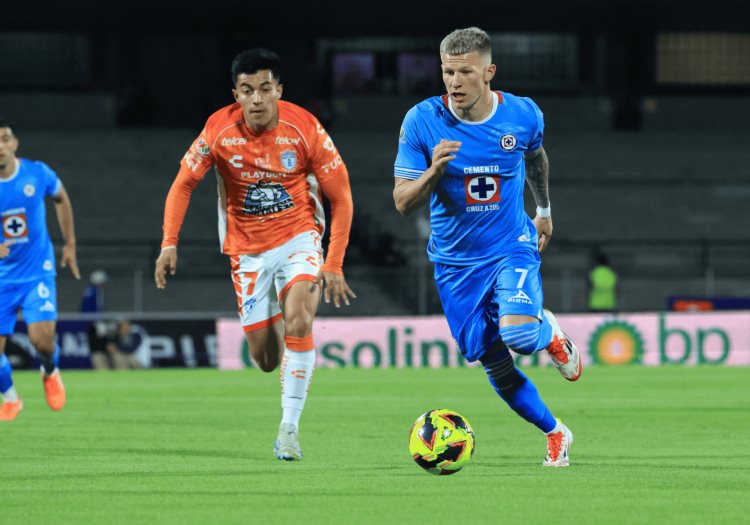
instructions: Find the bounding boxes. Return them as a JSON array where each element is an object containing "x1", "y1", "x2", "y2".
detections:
[{"x1": 16, "y1": 95, "x2": 750, "y2": 314}]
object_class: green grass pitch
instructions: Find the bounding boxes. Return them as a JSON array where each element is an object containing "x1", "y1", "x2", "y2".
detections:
[{"x1": 2, "y1": 366, "x2": 749, "y2": 524}]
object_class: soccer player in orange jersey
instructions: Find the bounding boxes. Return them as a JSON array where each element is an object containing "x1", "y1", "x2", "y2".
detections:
[{"x1": 154, "y1": 49, "x2": 355, "y2": 460}]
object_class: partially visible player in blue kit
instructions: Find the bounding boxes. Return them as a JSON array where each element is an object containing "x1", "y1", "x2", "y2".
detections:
[
  {"x1": 393, "y1": 28, "x2": 582, "y2": 467},
  {"x1": 0, "y1": 119, "x2": 80, "y2": 421}
]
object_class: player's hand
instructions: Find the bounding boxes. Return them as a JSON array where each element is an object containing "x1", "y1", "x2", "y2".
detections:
[
  {"x1": 316, "y1": 270, "x2": 356, "y2": 308},
  {"x1": 430, "y1": 139, "x2": 461, "y2": 177},
  {"x1": 61, "y1": 242, "x2": 81, "y2": 279},
  {"x1": 0, "y1": 242, "x2": 9, "y2": 259},
  {"x1": 155, "y1": 248, "x2": 178, "y2": 289},
  {"x1": 534, "y1": 215, "x2": 553, "y2": 253}
]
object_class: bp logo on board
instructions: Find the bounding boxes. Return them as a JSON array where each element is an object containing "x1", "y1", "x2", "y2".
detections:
[{"x1": 588, "y1": 320, "x2": 645, "y2": 365}]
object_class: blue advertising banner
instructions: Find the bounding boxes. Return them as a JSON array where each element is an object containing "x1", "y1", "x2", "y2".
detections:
[{"x1": 6, "y1": 317, "x2": 217, "y2": 370}]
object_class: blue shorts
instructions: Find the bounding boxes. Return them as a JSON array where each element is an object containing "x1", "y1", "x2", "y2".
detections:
[
  {"x1": 0, "y1": 277, "x2": 58, "y2": 334},
  {"x1": 434, "y1": 247, "x2": 544, "y2": 362}
]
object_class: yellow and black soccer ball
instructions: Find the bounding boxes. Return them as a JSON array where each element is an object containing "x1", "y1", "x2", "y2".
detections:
[{"x1": 408, "y1": 409, "x2": 475, "y2": 475}]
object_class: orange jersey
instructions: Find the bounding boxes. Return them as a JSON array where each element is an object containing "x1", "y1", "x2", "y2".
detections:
[{"x1": 162, "y1": 101, "x2": 352, "y2": 270}]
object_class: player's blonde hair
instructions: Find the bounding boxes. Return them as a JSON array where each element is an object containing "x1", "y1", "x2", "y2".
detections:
[{"x1": 440, "y1": 27, "x2": 492, "y2": 62}]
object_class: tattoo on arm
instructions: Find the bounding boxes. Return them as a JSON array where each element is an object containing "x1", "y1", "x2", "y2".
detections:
[{"x1": 524, "y1": 147, "x2": 550, "y2": 208}]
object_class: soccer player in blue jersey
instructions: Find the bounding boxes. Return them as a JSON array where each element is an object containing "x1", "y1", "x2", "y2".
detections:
[
  {"x1": 0, "y1": 120, "x2": 80, "y2": 421},
  {"x1": 393, "y1": 28, "x2": 582, "y2": 467}
]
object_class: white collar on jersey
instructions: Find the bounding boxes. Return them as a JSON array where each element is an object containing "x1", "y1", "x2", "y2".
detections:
[
  {"x1": 448, "y1": 91, "x2": 499, "y2": 125},
  {"x1": 0, "y1": 158, "x2": 20, "y2": 183}
]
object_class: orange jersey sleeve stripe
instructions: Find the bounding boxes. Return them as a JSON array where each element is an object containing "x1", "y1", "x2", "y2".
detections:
[
  {"x1": 242, "y1": 312, "x2": 283, "y2": 333},
  {"x1": 162, "y1": 165, "x2": 204, "y2": 248},
  {"x1": 318, "y1": 168, "x2": 353, "y2": 275},
  {"x1": 284, "y1": 334, "x2": 315, "y2": 352}
]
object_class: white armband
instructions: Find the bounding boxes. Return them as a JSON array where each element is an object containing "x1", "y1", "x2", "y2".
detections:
[{"x1": 536, "y1": 205, "x2": 551, "y2": 219}]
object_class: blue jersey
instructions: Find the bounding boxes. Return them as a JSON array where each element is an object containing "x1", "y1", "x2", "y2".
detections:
[
  {"x1": 394, "y1": 91, "x2": 544, "y2": 265},
  {"x1": 0, "y1": 158, "x2": 61, "y2": 283}
]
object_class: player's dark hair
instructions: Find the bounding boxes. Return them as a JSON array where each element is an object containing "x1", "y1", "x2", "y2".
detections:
[
  {"x1": 231, "y1": 49, "x2": 281, "y2": 85},
  {"x1": 0, "y1": 117, "x2": 15, "y2": 133}
]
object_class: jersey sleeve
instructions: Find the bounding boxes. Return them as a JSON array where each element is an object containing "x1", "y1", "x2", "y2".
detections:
[
  {"x1": 180, "y1": 129, "x2": 216, "y2": 181},
  {"x1": 40, "y1": 162, "x2": 62, "y2": 197},
  {"x1": 161, "y1": 128, "x2": 215, "y2": 249},
  {"x1": 308, "y1": 117, "x2": 346, "y2": 183},
  {"x1": 394, "y1": 107, "x2": 429, "y2": 180},
  {"x1": 527, "y1": 99, "x2": 545, "y2": 152}
]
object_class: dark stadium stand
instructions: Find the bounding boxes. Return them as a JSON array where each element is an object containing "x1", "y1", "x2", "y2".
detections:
[{"x1": 13, "y1": 94, "x2": 750, "y2": 314}]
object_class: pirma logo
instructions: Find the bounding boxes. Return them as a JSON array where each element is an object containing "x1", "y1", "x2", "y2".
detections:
[{"x1": 588, "y1": 320, "x2": 644, "y2": 365}]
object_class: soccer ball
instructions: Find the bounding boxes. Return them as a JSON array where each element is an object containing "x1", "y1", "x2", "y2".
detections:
[{"x1": 408, "y1": 409, "x2": 475, "y2": 475}]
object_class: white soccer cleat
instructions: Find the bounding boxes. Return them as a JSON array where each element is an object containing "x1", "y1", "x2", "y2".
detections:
[
  {"x1": 543, "y1": 419, "x2": 573, "y2": 467},
  {"x1": 543, "y1": 309, "x2": 582, "y2": 382},
  {"x1": 274, "y1": 423, "x2": 303, "y2": 461}
]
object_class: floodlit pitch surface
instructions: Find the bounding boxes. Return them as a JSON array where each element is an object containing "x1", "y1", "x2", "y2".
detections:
[{"x1": 2, "y1": 366, "x2": 748, "y2": 524}]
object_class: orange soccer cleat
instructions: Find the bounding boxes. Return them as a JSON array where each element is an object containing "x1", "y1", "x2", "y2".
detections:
[
  {"x1": 0, "y1": 399, "x2": 23, "y2": 421},
  {"x1": 544, "y1": 419, "x2": 574, "y2": 467},
  {"x1": 42, "y1": 369, "x2": 66, "y2": 411},
  {"x1": 543, "y1": 309, "x2": 582, "y2": 382}
]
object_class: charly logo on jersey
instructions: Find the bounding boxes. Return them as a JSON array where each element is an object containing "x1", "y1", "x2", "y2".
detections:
[
  {"x1": 242, "y1": 178, "x2": 294, "y2": 216},
  {"x1": 2, "y1": 212, "x2": 28, "y2": 240},
  {"x1": 464, "y1": 176, "x2": 500, "y2": 213},
  {"x1": 280, "y1": 150, "x2": 297, "y2": 171},
  {"x1": 499, "y1": 133, "x2": 518, "y2": 152},
  {"x1": 23, "y1": 184, "x2": 35, "y2": 197},
  {"x1": 399, "y1": 127, "x2": 406, "y2": 144}
]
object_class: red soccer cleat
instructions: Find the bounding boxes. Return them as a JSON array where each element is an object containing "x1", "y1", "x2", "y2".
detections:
[
  {"x1": 0, "y1": 399, "x2": 23, "y2": 421},
  {"x1": 544, "y1": 419, "x2": 574, "y2": 467},
  {"x1": 42, "y1": 369, "x2": 66, "y2": 411},
  {"x1": 543, "y1": 309, "x2": 582, "y2": 381}
]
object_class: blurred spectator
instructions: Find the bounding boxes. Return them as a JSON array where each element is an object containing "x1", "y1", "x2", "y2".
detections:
[
  {"x1": 588, "y1": 252, "x2": 618, "y2": 312},
  {"x1": 88, "y1": 319, "x2": 143, "y2": 370},
  {"x1": 111, "y1": 320, "x2": 143, "y2": 369},
  {"x1": 80, "y1": 270, "x2": 109, "y2": 313},
  {"x1": 88, "y1": 319, "x2": 117, "y2": 370}
]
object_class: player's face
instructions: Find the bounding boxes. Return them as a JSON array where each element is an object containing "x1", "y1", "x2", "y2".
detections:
[
  {"x1": 233, "y1": 71, "x2": 283, "y2": 131},
  {"x1": 440, "y1": 51, "x2": 496, "y2": 112},
  {"x1": 0, "y1": 127, "x2": 19, "y2": 170}
]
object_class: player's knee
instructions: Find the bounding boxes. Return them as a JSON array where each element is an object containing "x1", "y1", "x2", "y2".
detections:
[
  {"x1": 284, "y1": 314, "x2": 314, "y2": 338},
  {"x1": 256, "y1": 359, "x2": 277, "y2": 373},
  {"x1": 28, "y1": 333, "x2": 54, "y2": 354},
  {"x1": 500, "y1": 322, "x2": 542, "y2": 356},
  {"x1": 251, "y1": 348, "x2": 279, "y2": 372}
]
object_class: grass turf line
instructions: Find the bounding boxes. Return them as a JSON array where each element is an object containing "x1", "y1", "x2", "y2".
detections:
[{"x1": 1, "y1": 366, "x2": 748, "y2": 525}]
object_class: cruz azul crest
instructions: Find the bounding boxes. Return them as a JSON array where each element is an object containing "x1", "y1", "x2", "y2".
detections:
[{"x1": 280, "y1": 150, "x2": 297, "y2": 171}]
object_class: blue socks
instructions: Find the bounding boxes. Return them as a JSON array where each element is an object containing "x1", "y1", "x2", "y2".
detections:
[
  {"x1": 0, "y1": 353, "x2": 13, "y2": 394},
  {"x1": 39, "y1": 343, "x2": 60, "y2": 375},
  {"x1": 481, "y1": 349, "x2": 556, "y2": 433},
  {"x1": 499, "y1": 317, "x2": 553, "y2": 356}
]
